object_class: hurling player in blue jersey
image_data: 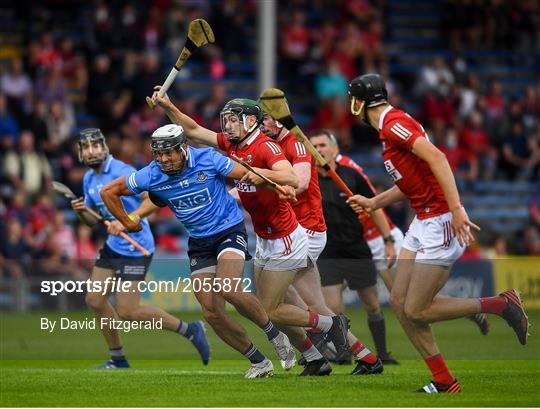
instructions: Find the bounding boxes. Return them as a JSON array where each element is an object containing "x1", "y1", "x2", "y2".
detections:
[
  {"x1": 72, "y1": 128, "x2": 209, "y2": 369},
  {"x1": 100, "y1": 124, "x2": 295, "y2": 379}
]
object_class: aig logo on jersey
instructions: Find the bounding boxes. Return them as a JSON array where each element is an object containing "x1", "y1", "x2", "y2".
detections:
[
  {"x1": 169, "y1": 188, "x2": 212, "y2": 213},
  {"x1": 384, "y1": 159, "x2": 403, "y2": 182}
]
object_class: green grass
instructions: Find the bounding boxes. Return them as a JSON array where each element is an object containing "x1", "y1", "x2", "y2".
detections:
[{"x1": 1, "y1": 308, "x2": 539, "y2": 407}]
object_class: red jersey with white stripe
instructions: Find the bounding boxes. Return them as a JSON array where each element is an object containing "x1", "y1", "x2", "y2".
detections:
[
  {"x1": 337, "y1": 154, "x2": 395, "y2": 240},
  {"x1": 378, "y1": 105, "x2": 449, "y2": 219},
  {"x1": 278, "y1": 131, "x2": 327, "y2": 233},
  {"x1": 217, "y1": 131, "x2": 298, "y2": 239}
]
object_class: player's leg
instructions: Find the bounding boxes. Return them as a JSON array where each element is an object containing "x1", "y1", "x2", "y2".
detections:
[
  {"x1": 193, "y1": 270, "x2": 274, "y2": 378},
  {"x1": 322, "y1": 284, "x2": 344, "y2": 314},
  {"x1": 273, "y1": 278, "x2": 332, "y2": 375},
  {"x1": 214, "y1": 226, "x2": 295, "y2": 365},
  {"x1": 114, "y1": 284, "x2": 210, "y2": 365},
  {"x1": 84, "y1": 265, "x2": 128, "y2": 368}
]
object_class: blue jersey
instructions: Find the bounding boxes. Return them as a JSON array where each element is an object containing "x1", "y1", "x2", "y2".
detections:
[
  {"x1": 126, "y1": 146, "x2": 244, "y2": 239},
  {"x1": 83, "y1": 155, "x2": 155, "y2": 257}
]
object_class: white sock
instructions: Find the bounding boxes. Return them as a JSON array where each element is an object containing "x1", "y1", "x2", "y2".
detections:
[
  {"x1": 302, "y1": 345, "x2": 323, "y2": 362},
  {"x1": 315, "y1": 315, "x2": 333, "y2": 332}
]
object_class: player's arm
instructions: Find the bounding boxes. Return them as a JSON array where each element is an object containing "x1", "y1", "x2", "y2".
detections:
[
  {"x1": 242, "y1": 160, "x2": 299, "y2": 188},
  {"x1": 100, "y1": 176, "x2": 142, "y2": 232},
  {"x1": 412, "y1": 137, "x2": 480, "y2": 245},
  {"x1": 292, "y1": 162, "x2": 311, "y2": 194},
  {"x1": 132, "y1": 194, "x2": 160, "y2": 219},
  {"x1": 347, "y1": 185, "x2": 406, "y2": 213},
  {"x1": 151, "y1": 86, "x2": 218, "y2": 148}
]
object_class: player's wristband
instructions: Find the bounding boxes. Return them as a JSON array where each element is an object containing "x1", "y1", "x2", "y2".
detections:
[
  {"x1": 383, "y1": 235, "x2": 395, "y2": 244},
  {"x1": 128, "y1": 214, "x2": 138, "y2": 222}
]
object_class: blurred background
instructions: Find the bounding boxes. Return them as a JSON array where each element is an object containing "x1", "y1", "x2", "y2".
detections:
[{"x1": 0, "y1": 0, "x2": 538, "y2": 312}]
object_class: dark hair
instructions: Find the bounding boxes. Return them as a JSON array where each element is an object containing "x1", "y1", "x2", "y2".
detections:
[{"x1": 308, "y1": 129, "x2": 338, "y2": 145}]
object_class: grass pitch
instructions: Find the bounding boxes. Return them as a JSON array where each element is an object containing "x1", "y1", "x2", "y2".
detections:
[{"x1": 1, "y1": 308, "x2": 539, "y2": 407}]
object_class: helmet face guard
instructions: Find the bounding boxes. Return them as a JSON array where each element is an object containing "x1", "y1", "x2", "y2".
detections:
[
  {"x1": 220, "y1": 99, "x2": 263, "y2": 144},
  {"x1": 78, "y1": 128, "x2": 109, "y2": 169},
  {"x1": 151, "y1": 125, "x2": 188, "y2": 175},
  {"x1": 348, "y1": 73, "x2": 388, "y2": 125}
]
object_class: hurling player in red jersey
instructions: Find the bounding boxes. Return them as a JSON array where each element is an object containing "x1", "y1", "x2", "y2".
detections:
[
  {"x1": 346, "y1": 74, "x2": 529, "y2": 393},
  {"x1": 261, "y1": 117, "x2": 381, "y2": 375},
  {"x1": 151, "y1": 88, "x2": 350, "y2": 376}
]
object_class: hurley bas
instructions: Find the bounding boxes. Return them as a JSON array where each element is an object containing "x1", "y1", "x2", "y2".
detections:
[{"x1": 40, "y1": 317, "x2": 163, "y2": 333}]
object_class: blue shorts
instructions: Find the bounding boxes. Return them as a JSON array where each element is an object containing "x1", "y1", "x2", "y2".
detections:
[
  {"x1": 94, "y1": 244, "x2": 153, "y2": 281},
  {"x1": 187, "y1": 222, "x2": 250, "y2": 274}
]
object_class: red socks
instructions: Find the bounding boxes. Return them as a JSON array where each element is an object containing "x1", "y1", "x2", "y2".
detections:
[
  {"x1": 299, "y1": 337, "x2": 313, "y2": 353},
  {"x1": 349, "y1": 341, "x2": 377, "y2": 364},
  {"x1": 479, "y1": 295, "x2": 507, "y2": 315},
  {"x1": 425, "y1": 353, "x2": 455, "y2": 385},
  {"x1": 308, "y1": 311, "x2": 318, "y2": 328}
]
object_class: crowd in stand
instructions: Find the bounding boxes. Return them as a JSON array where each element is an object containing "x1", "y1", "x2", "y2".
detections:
[{"x1": 0, "y1": 0, "x2": 539, "y2": 279}]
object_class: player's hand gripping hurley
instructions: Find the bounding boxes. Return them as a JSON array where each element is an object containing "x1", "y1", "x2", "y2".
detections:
[
  {"x1": 259, "y1": 88, "x2": 369, "y2": 211},
  {"x1": 52, "y1": 181, "x2": 151, "y2": 256},
  {"x1": 146, "y1": 19, "x2": 215, "y2": 108}
]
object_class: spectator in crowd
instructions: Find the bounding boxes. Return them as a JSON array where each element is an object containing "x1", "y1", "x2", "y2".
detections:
[
  {"x1": 3, "y1": 130, "x2": 52, "y2": 199},
  {"x1": 0, "y1": 218, "x2": 29, "y2": 278},
  {"x1": 315, "y1": 61, "x2": 349, "y2": 101},
  {"x1": 46, "y1": 100, "x2": 74, "y2": 151},
  {"x1": 281, "y1": 9, "x2": 311, "y2": 90},
  {"x1": 0, "y1": 93, "x2": 19, "y2": 143},
  {"x1": 415, "y1": 56, "x2": 455, "y2": 98},
  {"x1": 27, "y1": 99, "x2": 49, "y2": 152},
  {"x1": 500, "y1": 121, "x2": 539, "y2": 180},
  {"x1": 521, "y1": 226, "x2": 540, "y2": 256},
  {"x1": 458, "y1": 111, "x2": 498, "y2": 179},
  {"x1": 35, "y1": 64, "x2": 68, "y2": 107},
  {"x1": 197, "y1": 83, "x2": 227, "y2": 130},
  {"x1": 0, "y1": 58, "x2": 32, "y2": 124}
]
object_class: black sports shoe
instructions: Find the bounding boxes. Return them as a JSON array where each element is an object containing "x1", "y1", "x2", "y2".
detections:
[
  {"x1": 467, "y1": 313, "x2": 490, "y2": 335},
  {"x1": 378, "y1": 351, "x2": 399, "y2": 365},
  {"x1": 299, "y1": 358, "x2": 332, "y2": 376},
  {"x1": 500, "y1": 289, "x2": 529, "y2": 345},
  {"x1": 351, "y1": 357, "x2": 383, "y2": 375},
  {"x1": 417, "y1": 379, "x2": 461, "y2": 394},
  {"x1": 326, "y1": 314, "x2": 350, "y2": 356}
]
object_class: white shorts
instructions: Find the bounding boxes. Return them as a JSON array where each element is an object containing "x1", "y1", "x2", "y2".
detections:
[
  {"x1": 401, "y1": 212, "x2": 465, "y2": 267},
  {"x1": 254, "y1": 224, "x2": 309, "y2": 272},
  {"x1": 303, "y1": 228, "x2": 327, "y2": 262},
  {"x1": 367, "y1": 226, "x2": 404, "y2": 271}
]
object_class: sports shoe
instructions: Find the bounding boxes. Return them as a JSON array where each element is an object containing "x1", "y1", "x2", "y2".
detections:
[
  {"x1": 500, "y1": 289, "x2": 530, "y2": 345},
  {"x1": 271, "y1": 331, "x2": 296, "y2": 370},
  {"x1": 299, "y1": 358, "x2": 332, "y2": 376},
  {"x1": 467, "y1": 313, "x2": 490, "y2": 335},
  {"x1": 351, "y1": 358, "x2": 383, "y2": 375},
  {"x1": 96, "y1": 359, "x2": 130, "y2": 369},
  {"x1": 244, "y1": 359, "x2": 274, "y2": 379},
  {"x1": 379, "y1": 351, "x2": 399, "y2": 365},
  {"x1": 187, "y1": 320, "x2": 210, "y2": 365},
  {"x1": 417, "y1": 379, "x2": 461, "y2": 394},
  {"x1": 326, "y1": 314, "x2": 350, "y2": 356}
]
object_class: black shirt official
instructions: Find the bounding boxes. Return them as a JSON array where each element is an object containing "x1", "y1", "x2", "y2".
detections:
[
  {"x1": 318, "y1": 163, "x2": 375, "y2": 246},
  {"x1": 317, "y1": 162, "x2": 378, "y2": 290}
]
